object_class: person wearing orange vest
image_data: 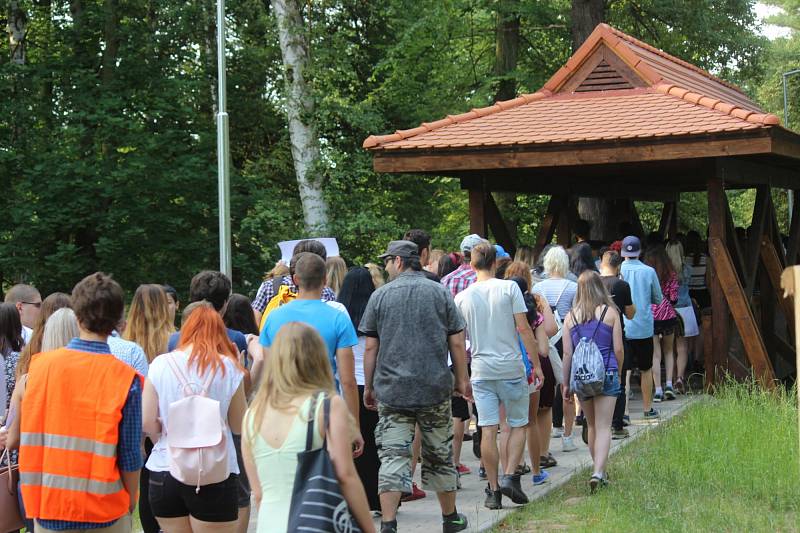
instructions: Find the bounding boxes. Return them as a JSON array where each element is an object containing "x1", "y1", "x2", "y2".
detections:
[{"x1": 20, "y1": 272, "x2": 142, "y2": 533}]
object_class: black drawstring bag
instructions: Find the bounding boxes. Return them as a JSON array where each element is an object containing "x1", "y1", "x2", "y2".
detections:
[{"x1": 287, "y1": 392, "x2": 362, "y2": 533}]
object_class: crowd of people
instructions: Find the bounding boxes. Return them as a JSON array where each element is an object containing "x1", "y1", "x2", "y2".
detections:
[{"x1": 0, "y1": 223, "x2": 710, "y2": 533}]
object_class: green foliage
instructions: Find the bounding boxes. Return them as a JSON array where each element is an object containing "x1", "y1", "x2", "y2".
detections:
[{"x1": 0, "y1": 0, "x2": 777, "y2": 300}]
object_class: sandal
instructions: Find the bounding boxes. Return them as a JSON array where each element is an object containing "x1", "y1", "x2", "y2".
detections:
[
  {"x1": 515, "y1": 463, "x2": 531, "y2": 475},
  {"x1": 539, "y1": 453, "x2": 557, "y2": 468}
]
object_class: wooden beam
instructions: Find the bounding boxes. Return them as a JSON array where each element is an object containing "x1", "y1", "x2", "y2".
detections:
[
  {"x1": 669, "y1": 199, "x2": 678, "y2": 240},
  {"x1": 469, "y1": 189, "x2": 487, "y2": 237},
  {"x1": 767, "y1": 193, "x2": 787, "y2": 268},
  {"x1": 485, "y1": 193, "x2": 516, "y2": 255},
  {"x1": 657, "y1": 202, "x2": 672, "y2": 238},
  {"x1": 702, "y1": 312, "x2": 714, "y2": 391},
  {"x1": 534, "y1": 196, "x2": 562, "y2": 257},
  {"x1": 629, "y1": 200, "x2": 645, "y2": 239},
  {"x1": 716, "y1": 156, "x2": 800, "y2": 189},
  {"x1": 372, "y1": 134, "x2": 774, "y2": 174},
  {"x1": 556, "y1": 196, "x2": 576, "y2": 246},
  {"x1": 709, "y1": 237, "x2": 776, "y2": 388},
  {"x1": 724, "y1": 193, "x2": 747, "y2": 283},
  {"x1": 745, "y1": 186, "x2": 770, "y2": 299},
  {"x1": 760, "y1": 237, "x2": 795, "y2": 337},
  {"x1": 707, "y1": 176, "x2": 729, "y2": 383},
  {"x1": 785, "y1": 190, "x2": 800, "y2": 265}
]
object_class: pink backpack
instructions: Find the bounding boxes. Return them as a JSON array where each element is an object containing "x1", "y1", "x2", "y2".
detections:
[{"x1": 164, "y1": 352, "x2": 230, "y2": 493}]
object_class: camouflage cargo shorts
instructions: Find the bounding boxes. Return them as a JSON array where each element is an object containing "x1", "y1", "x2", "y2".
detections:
[{"x1": 375, "y1": 399, "x2": 457, "y2": 494}]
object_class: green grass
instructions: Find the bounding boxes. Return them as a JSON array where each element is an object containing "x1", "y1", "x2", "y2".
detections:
[{"x1": 495, "y1": 382, "x2": 800, "y2": 532}]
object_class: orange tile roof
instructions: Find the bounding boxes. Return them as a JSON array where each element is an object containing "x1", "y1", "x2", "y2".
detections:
[{"x1": 364, "y1": 23, "x2": 779, "y2": 151}]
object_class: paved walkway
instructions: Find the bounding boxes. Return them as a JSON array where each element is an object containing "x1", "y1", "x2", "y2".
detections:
[{"x1": 245, "y1": 390, "x2": 696, "y2": 532}]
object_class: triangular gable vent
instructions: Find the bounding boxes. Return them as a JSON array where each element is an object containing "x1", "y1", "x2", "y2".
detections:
[{"x1": 575, "y1": 60, "x2": 634, "y2": 92}]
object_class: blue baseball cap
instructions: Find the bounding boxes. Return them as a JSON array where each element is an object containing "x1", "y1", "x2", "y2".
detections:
[
  {"x1": 494, "y1": 244, "x2": 510, "y2": 259},
  {"x1": 621, "y1": 235, "x2": 641, "y2": 258}
]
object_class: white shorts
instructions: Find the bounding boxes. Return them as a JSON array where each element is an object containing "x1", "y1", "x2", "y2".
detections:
[{"x1": 676, "y1": 306, "x2": 699, "y2": 337}]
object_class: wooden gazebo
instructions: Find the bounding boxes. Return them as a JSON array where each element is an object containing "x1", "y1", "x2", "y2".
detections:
[{"x1": 363, "y1": 24, "x2": 800, "y2": 388}]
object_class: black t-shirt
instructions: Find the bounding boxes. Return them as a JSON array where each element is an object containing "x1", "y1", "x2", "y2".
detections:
[
  {"x1": 601, "y1": 275, "x2": 632, "y2": 335},
  {"x1": 422, "y1": 269, "x2": 441, "y2": 283}
]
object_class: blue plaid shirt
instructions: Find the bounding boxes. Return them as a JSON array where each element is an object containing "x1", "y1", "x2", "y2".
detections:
[{"x1": 36, "y1": 338, "x2": 142, "y2": 530}]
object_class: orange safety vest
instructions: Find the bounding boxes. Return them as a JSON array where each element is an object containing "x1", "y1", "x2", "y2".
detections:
[{"x1": 19, "y1": 347, "x2": 138, "y2": 523}]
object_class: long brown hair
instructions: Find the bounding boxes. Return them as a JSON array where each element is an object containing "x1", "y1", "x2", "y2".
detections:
[
  {"x1": 124, "y1": 284, "x2": 173, "y2": 362},
  {"x1": 571, "y1": 271, "x2": 616, "y2": 324},
  {"x1": 17, "y1": 292, "x2": 72, "y2": 377},
  {"x1": 504, "y1": 261, "x2": 533, "y2": 292},
  {"x1": 177, "y1": 306, "x2": 241, "y2": 376},
  {"x1": 644, "y1": 245, "x2": 675, "y2": 286},
  {"x1": 246, "y1": 322, "x2": 335, "y2": 445}
]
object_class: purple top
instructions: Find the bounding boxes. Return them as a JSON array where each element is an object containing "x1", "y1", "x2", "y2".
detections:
[{"x1": 569, "y1": 315, "x2": 618, "y2": 372}]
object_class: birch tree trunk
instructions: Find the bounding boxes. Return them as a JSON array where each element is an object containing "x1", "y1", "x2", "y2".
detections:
[
  {"x1": 8, "y1": 1, "x2": 27, "y2": 64},
  {"x1": 271, "y1": 0, "x2": 329, "y2": 234}
]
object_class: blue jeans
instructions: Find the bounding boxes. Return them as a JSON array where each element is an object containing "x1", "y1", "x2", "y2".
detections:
[{"x1": 576, "y1": 370, "x2": 621, "y2": 402}]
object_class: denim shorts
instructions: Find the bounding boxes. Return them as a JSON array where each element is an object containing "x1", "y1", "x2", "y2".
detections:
[
  {"x1": 576, "y1": 370, "x2": 621, "y2": 402},
  {"x1": 472, "y1": 377, "x2": 529, "y2": 428}
]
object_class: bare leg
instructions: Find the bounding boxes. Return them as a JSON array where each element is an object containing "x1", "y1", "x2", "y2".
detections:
[
  {"x1": 235, "y1": 505, "x2": 250, "y2": 533},
  {"x1": 436, "y1": 491, "x2": 457, "y2": 515},
  {"x1": 662, "y1": 333, "x2": 675, "y2": 385},
  {"x1": 537, "y1": 407, "x2": 552, "y2": 457},
  {"x1": 380, "y1": 492, "x2": 402, "y2": 522},
  {"x1": 652, "y1": 334, "x2": 663, "y2": 392},
  {"x1": 155, "y1": 517, "x2": 193, "y2": 533},
  {"x1": 480, "y1": 423, "x2": 501, "y2": 490},
  {"x1": 409, "y1": 425, "x2": 422, "y2": 478},
  {"x1": 499, "y1": 420, "x2": 510, "y2": 474},
  {"x1": 582, "y1": 398, "x2": 596, "y2": 461},
  {"x1": 588, "y1": 396, "x2": 616, "y2": 476},
  {"x1": 527, "y1": 392, "x2": 541, "y2": 475},
  {"x1": 189, "y1": 517, "x2": 238, "y2": 533},
  {"x1": 505, "y1": 426, "x2": 528, "y2": 475},
  {"x1": 676, "y1": 335, "x2": 689, "y2": 381},
  {"x1": 564, "y1": 395, "x2": 575, "y2": 437},
  {"x1": 452, "y1": 417, "x2": 465, "y2": 469},
  {"x1": 641, "y1": 368, "x2": 653, "y2": 412}
]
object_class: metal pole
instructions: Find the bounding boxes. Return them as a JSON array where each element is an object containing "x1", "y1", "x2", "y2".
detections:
[
  {"x1": 217, "y1": 0, "x2": 232, "y2": 277},
  {"x1": 782, "y1": 69, "x2": 800, "y2": 226}
]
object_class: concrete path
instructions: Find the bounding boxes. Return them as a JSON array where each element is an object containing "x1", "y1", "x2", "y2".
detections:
[{"x1": 244, "y1": 389, "x2": 696, "y2": 532}]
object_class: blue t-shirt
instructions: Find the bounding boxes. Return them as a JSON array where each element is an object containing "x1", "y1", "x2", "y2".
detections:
[
  {"x1": 168, "y1": 328, "x2": 248, "y2": 354},
  {"x1": 620, "y1": 259, "x2": 663, "y2": 339},
  {"x1": 260, "y1": 299, "x2": 358, "y2": 379}
]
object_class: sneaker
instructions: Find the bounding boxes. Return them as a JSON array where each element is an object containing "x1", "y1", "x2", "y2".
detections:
[
  {"x1": 456, "y1": 463, "x2": 471, "y2": 475},
  {"x1": 478, "y1": 466, "x2": 487, "y2": 480},
  {"x1": 472, "y1": 426, "x2": 482, "y2": 459},
  {"x1": 643, "y1": 408, "x2": 660, "y2": 420},
  {"x1": 515, "y1": 463, "x2": 531, "y2": 475},
  {"x1": 539, "y1": 453, "x2": 557, "y2": 468},
  {"x1": 664, "y1": 386, "x2": 676, "y2": 400},
  {"x1": 612, "y1": 428, "x2": 630, "y2": 439},
  {"x1": 484, "y1": 486, "x2": 502, "y2": 510},
  {"x1": 551, "y1": 426, "x2": 564, "y2": 438},
  {"x1": 400, "y1": 483, "x2": 426, "y2": 502},
  {"x1": 589, "y1": 475, "x2": 603, "y2": 494},
  {"x1": 463, "y1": 432, "x2": 473, "y2": 441},
  {"x1": 562, "y1": 435, "x2": 577, "y2": 452},
  {"x1": 499, "y1": 474, "x2": 529, "y2": 504},
  {"x1": 442, "y1": 512, "x2": 469, "y2": 533},
  {"x1": 381, "y1": 520, "x2": 398, "y2": 533},
  {"x1": 580, "y1": 417, "x2": 588, "y2": 445},
  {"x1": 653, "y1": 392, "x2": 664, "y2": 403},
  {"x1": 675, "y1": 378, "x2": 686, "y2": 395},
  {"x1": 622, "y1": 415, "x2": 631, "y2": 426},
  {"x1": 532, "y1": 470, "x2": 550, "y2": 485}
]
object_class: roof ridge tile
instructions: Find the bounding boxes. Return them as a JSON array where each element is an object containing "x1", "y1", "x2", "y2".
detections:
[{"x1": 653, "y1": 82, "x2": 780, "y2": 126}]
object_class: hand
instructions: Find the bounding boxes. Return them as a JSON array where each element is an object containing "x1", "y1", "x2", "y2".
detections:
[
  {"x1": 533, "y1": 366, "x2": 544, "y2": 392},
  {"x1": 0, "y1": 426, "x2": 7, "y2": 451},
  {"x1": 363, "y1": 387, "x2": 378, "y2": 411},
  {"x1": 246, "y1": 336, "x2": 263, "y2": 362},
  {"x1": 456, "y1": 379, "x2": 473, "y2": 402},
  {"x1": 352, "y1": 431, "x2": 365, "y2": 458},
  {"x1": 562, "y1": 387, "x2": 573, "y2": 402}
]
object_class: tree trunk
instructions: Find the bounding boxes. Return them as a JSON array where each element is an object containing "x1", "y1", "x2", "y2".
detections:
[
  {"x1": 271, "y1": 0, "x2": 329, "y2": 234},
  {"x1": 491, "y1": 0, "x2": 521, "y2": 245},
  {"x1": 7, "y1": 1, "x2": 27, "y2": 64},
  {"x1": 572, "y1": 0, "x2": 611, "y2": 240}
]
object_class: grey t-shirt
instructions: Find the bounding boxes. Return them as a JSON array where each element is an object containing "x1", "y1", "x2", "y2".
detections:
[{"x1": 359, "y1": 271, "x2": 465, "y2": 408}]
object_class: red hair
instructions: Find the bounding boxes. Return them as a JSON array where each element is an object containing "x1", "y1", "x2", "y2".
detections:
[{"x1": 177, "y1": 306, "x2": 242, "y2": 376}]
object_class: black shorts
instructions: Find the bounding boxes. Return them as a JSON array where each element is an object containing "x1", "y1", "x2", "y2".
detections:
[
  {"x1": 627, "y1": 337, "x2": 654, "y2": 372},
  {"x1": 537, "y1": 354, "x2": 556, "y2": 409},
  {"x1": 654, "y1": 318, "x2": 678, "y2": 336},
  {"x1": 148, "y1": 471, "x2": 239, "y2": 522},
  {"x1": 232, "y1": 434, "x2": 252, "y2": 507},
  {"x1": 451, "y1": 396, "x2": 470, "y2": 421}
]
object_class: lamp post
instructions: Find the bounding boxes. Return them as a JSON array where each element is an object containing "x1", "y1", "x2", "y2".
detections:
[
  {"x1": 783, "y1": 69, "x2": 800, "y2": 225},
  {"x1": 217, "y1": 0, "x2": 232, "y2": 277}
]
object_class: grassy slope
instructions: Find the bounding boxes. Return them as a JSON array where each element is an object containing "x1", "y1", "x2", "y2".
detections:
[{"x1": 496, "y1": 384, "x2": 799, "y2": 532}]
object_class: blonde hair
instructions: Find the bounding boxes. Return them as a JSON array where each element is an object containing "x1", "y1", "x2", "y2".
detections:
[
  {"x1": 246, "y1": 323, "x2": 336, "y2": 445},
  {"x1": 666, "y1": 240, "x2": 685, "y2": 274},
  {"x1": 124, "y1": 284, "x2": 173, "y2": 362},
  {"x1": 428, "y1": 249, "x2": 445, "y2": 268},
  {"x1": 514, "y1": 246, "x2": 536, "y2": 269},
  {"x1": 326, "y1": 257, "x2": 347, "y2": 295},
  {"x1": 264, "y1": 262, "x2": 290, "y2": 281},
  {"x1": 543, "y1": 246, "x2": 569, "y2": 278},
  {"x1": 571, "y1": 271, "x2": 616, "y2": 324},
  {"x1": 41, "y1": 308, "x2": 79, "y2": 351},
  {"x1": 365, "y1": 263, "x2": 386, "y2": 288}
]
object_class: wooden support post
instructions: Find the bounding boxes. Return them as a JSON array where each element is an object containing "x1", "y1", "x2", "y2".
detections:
[
  {"x1": 669, "y1": 200, "x2": 678, "y2": 240},
  {"x1": 724, "y1": 193, "x2": 747, "y2": 282},
  {"x1": 707, "y1": 177, "x2": 729, "y2": 383},
  {"x1": 745, "y1": 186, "x2": 770, "y2": 299},
  {"x1": 485, "y1": 193, "x2": 516, "y2": 256},
  {"x1": 535, "y1": 195, "x2": 562, "y2": 258},
  {"x1": 709, "y1": 237, "x2": 776, "y2": 388},
  {"x1": 469, "y1": 189, "x2": 487, "y2": 237},
  {"x1": 657, "y1": 202, "x2": 671, "y2": 238},
  {"x1": 786, "y1": 190, "x2": 800, "y2": 265},
  {"x1": 556, "y1": 196, "x2": 575, "y2": 246},
  {"x1": 629, "y1": 200, "x2": 645, "y2": 238},
  {"x1": 767, "y1": 192, "x2": 787, "y2": 267},
  {"x1": 702, "y1": 312, "x2": 713, "y2": 391},
  {"x1": 760, "y1": 237, "x2": 795, "y2": 337}
]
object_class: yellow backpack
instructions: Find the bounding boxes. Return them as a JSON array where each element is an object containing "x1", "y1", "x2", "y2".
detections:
[{"x1": 259, "y1": 284, "x2": 297, "y2": 331}]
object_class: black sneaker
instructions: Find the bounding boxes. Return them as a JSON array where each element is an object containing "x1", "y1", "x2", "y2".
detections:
[
  {"x1": 381, "y1": 520, "x2": 398, "y2": 533},
  {"x1": 442, "y1": 512, "x2": 469, "y2": 532},
  {"x1": 499, "y1": 474, "x2": 529, "y2": 504},
  {"x1": 472, "y1": 426, "x2": 482, "y2": 459},
  {"x1": 484, "y1": 485, "x2": 502, "y2": 510},
  {"x1": 478, "y1": 466, "x2": 487, "y2": 480},
  {"x1": 664, "y1": 386, "x2": 676, "y2": 400}
]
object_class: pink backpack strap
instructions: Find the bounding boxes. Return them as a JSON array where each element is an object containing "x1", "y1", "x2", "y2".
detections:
[{"x1": 165, "y1": 352, "x2": 195, "y2": 397}]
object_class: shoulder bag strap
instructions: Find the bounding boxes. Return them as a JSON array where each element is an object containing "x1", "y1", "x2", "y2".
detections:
[
  {"x1": 305, "y1": 392, "x2": 321, "y2": 451},
  {"x1": 554, "y1": 280, "x2": 570, "y2": 309},
  {"x1": 322, "y1": 395, "x2": 332, "y2": 450}
]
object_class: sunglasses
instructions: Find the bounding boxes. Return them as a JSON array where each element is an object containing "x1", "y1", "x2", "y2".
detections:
[{"x1": 22, "y1": 301, "x2": 42, "y2": 308}]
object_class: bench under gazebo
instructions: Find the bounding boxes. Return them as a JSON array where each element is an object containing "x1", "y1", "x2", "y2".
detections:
[{"x1": 363, "y1": 23, "x2": 800, "y2": 389}]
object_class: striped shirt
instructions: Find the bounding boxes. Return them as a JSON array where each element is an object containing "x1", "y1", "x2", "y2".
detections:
[
  {"x1": 688, "y1": 254, "x2": 707, "y2": 290},
  {"x1": 651, "y1": 272, "x2": 678, "y2": 321},
  {"x1": 531, "y1": 278, "x2": 577, "y2": 320},
  {"x1": 251, "y1": 276, "x2": 336, "y2": 312}
]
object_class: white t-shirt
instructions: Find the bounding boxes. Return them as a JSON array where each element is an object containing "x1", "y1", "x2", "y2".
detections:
[
  {"x1": 455, "y1": 278, "x2": 527, "y2": 381},
  {"x1": 145, "y1": 350, "x2": 244, "y2": 474},
  {"x1": 353, "y1": 336, "x2": 366, "y2": 386},
  {"x1": 21, "y1": 326, "x2": 32, "y2": 346}
]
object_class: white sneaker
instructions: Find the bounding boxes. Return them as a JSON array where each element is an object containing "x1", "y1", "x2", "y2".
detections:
[
  {"x1": 551, "y1": 427, "x2": 564, "y2": 438},
  {"x1": 562, "y1": 435, "x2": 577, "y2": 452}
]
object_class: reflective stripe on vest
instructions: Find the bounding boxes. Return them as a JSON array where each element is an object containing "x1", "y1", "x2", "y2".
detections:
[
  {"x1": 21, "y1": 433, "x2": 117, "y2": 458},
  {"x1": 19, "y1": 472, "x2": 124, "y2": 496}
]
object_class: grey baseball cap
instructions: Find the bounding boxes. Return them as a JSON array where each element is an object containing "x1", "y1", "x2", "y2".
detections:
[
  {"x1": 379, "y1": 240, "x2": 419, "y2": 260},
  {"x1": 460, "y1": 234, "x2": 487, "y2": 253}
]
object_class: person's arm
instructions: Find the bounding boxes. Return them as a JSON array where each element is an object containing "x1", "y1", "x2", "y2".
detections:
[
  {"x1": 248, "y1": 334, "x2": 267, "y2": 392},
  {"x1": 561, "y1": 314, "x2": 574, "y2": 394},
  {"x1": 335, "y1": 346, "x2": 363, "y2": 457},
  {"x1": 5, "y1": 374, "x2": 26, "y2": 450},
  {"x1": 325, "y1": 396, "x2": 376, "y2": 533},
  {"x1": 0, "y1": 426, "x2": 6, "y2": 451},
  {"x1": 515, "y1": 312, "x2": 544, "y2": 388},
  {"x1": 534, "y1": 323, "x2": 549, "y2": 359},
  {"x1": 227, "y1": 381, "x2": 247, "y2": 435},
  {"x1": 142, "y1": 378, "x2": 161, "y2": 439},
  {"x1": 118, "y1": 378, "x2": 143, "y2": 513},
  {"x1": 447, "y1": 331, "x2": 472, "y2": 401},
  {"x1": 611, "y1": 309, "x2": 624, "y2": 370},
  {"x1": 241, "y1": 412, "x2": 263, "y2": 508},
  {"x1": 624, "y1": 304, "x2": 636, "y2": 320},
  {"x1": 533, "y1": 294, "x2": 558, "y2": 337},
  {"x1": 362, "y1": 337, "x2": 379, "y2": 411}
]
